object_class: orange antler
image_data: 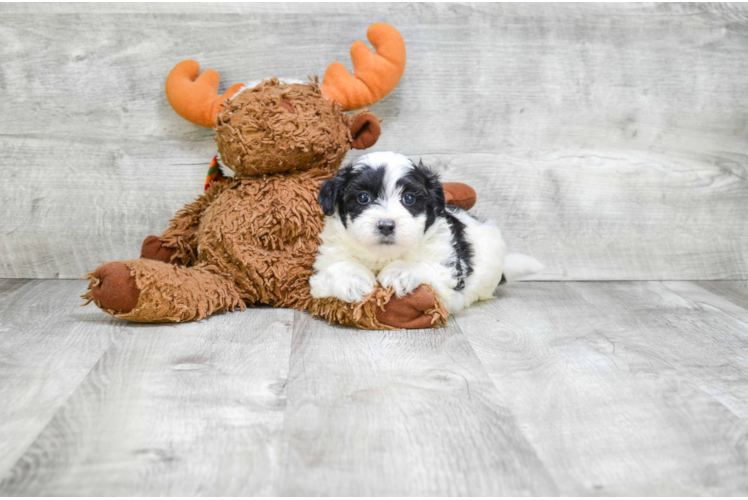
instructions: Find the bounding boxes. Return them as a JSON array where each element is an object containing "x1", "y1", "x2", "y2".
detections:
[
  {"x1": 165, "y1": 60, "x2": 245, "y2": 128},
  {"x1": 321, "y1": 23, "x2": 406, "y2": 111}
]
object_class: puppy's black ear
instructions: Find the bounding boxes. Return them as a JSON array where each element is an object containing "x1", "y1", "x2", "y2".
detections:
[
  {"x1": 417, "y1": 160, "x2": 445, "y2": 226},
  {"x1": 318, "y1": 166, "x2": 351, "y2": 216},
  {"x1": 318, "y1": 177, "x2": 343, "y2": 216}
]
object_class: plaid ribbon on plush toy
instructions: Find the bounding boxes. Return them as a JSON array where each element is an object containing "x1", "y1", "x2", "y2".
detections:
[{"x1": 205, "y1": 156, "x2": 228, "y2": 191}]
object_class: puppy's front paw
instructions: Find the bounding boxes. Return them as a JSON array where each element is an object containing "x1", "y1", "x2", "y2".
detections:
[
  {"x1": 378, "y1": 263, "x2": 423, "y2": 297},
  {"x1": 334, "y1": 273, "x2": 377, "y2": 303},
  {"x1": 310, "y1": 262, "x2": 377, "y2": 303}
]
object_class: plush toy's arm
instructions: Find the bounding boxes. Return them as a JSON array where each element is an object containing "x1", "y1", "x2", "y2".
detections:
[
  {"x1": 442, "y1": 182, "x2": 477, "y2": 211},
  {"x1": 157, "y1": 181, "x2": 229, "y2": 266}
]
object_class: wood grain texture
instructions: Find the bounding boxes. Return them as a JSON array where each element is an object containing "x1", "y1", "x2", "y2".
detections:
[
  {"x1": 278, "y1": 310, "x2": 557, "y2": 496},
  {"x1": 0, "y1": 280, "x2": 120, "y2": 477},
  {"x1": 697, "y1": 280, "x2": 748, "y2": 309},
  {"x1": 453, "y1": 281, "x2": 748, "y2": 495},
  {"x1": 0, "y1": 305, "x2": 294, "y2": 496},
  {"x1": 573, "y1": 280, "x2": 748, "y2": 419},
  {"x1": 4, "y1": 2, "x2": 748, "y2": 17},
  {"x1": 417, "y1": 151, "x2": 748, "y2": 280},
  {"x1": 1, "y1": 3, "x2": 747, "y2": 279},
  {"x1": 2, "y1": 279, "x2": 748, "y2": 494}
]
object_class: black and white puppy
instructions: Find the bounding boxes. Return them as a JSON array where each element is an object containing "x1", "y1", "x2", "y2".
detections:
[{"x1": 309, "y1": 152, "x2": 542, "y2": 313}]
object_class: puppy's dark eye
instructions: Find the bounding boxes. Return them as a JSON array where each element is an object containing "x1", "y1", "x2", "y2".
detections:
[
  {"x1": 357, "y1": 192, "x2": 371, "y2": 205},
  {"x1": 402, "y1": 193, "x2": 416, "y2": 206}
]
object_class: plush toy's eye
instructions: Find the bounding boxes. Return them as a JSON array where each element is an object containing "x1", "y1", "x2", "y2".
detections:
[
  {"x1": 402, "y1": 193, "x2": 416, "y2": 206},
  {"x1": 357, "y1": 192, "x2": 371, "y2": 205}
]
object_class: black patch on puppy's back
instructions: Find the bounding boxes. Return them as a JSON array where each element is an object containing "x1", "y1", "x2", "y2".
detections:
[{"x1": 444, "y1": 208, "x2": 473, "y2": 290}]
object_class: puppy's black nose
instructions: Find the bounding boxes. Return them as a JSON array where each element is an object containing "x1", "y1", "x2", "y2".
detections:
[{"x1": 377, "y1": 220, "x2": 395, "y2": 236}]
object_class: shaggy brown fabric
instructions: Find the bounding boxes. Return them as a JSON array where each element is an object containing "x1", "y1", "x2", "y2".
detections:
[
  {"x1": 158, "y1": 181, "x2": 228, "y2": 266},
  {"x1": 214, "y1": 79, "x2": 356, "y2": 176}
]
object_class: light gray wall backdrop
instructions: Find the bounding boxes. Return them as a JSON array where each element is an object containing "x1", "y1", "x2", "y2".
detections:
[{"x1": 1, "y1": 3, "x2": 747, "y2": 280}]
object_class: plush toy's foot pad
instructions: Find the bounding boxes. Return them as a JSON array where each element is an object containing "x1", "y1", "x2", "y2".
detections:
[
  {"x1": 376, "y1": 285, "x2": 447, "y2": 329},
  {"x1": 442, "y1": 182, "x2": 477, "y2": 211},
  {"x1": 141, "y1": 235, "x2": 180, "y2": 265},
  {"x1": 89, "y1": 262, "x2": 140, "y2": 313}
]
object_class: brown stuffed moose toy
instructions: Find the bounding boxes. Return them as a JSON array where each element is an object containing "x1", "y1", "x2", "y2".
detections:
[{"x1": 83, "y1": 23, "x2": 477, "y2": 329}]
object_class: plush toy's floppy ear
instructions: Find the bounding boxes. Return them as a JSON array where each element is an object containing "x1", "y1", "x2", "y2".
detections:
[
  {"x1": 165, "y1": 60, "x2": 245, "y2": 128},
  {"x1": 321, "y1": 23, "x2": 406, "y2": 111},
  {"x1": 350, "y1": 112, "x2": 381, "y2": 149}
]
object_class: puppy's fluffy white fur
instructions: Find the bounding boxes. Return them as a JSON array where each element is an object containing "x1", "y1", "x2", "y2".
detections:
[{"x1": 310, "y1": 152, "x2": 542, "y2": 313}]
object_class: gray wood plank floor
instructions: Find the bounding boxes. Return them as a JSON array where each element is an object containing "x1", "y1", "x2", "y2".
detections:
[{"x1": 1, "y1": 279, "x2": 747, "y2": 495}]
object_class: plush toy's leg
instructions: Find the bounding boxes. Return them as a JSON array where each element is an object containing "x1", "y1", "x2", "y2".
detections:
[
  {"x1": 442, "y1": 182, "x2": 477, "y2": 211},
  {"x1": 82, "y1": 259, "x2": 244, "y2": 323},
  {"x1": 306, "y1": 284, "x2": 448, "y2": 330}
]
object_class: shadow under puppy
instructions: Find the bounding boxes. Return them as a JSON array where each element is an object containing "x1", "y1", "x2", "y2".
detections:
[{"x1": 310, "y1": 152, "x2": 543, "y2": 313}]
